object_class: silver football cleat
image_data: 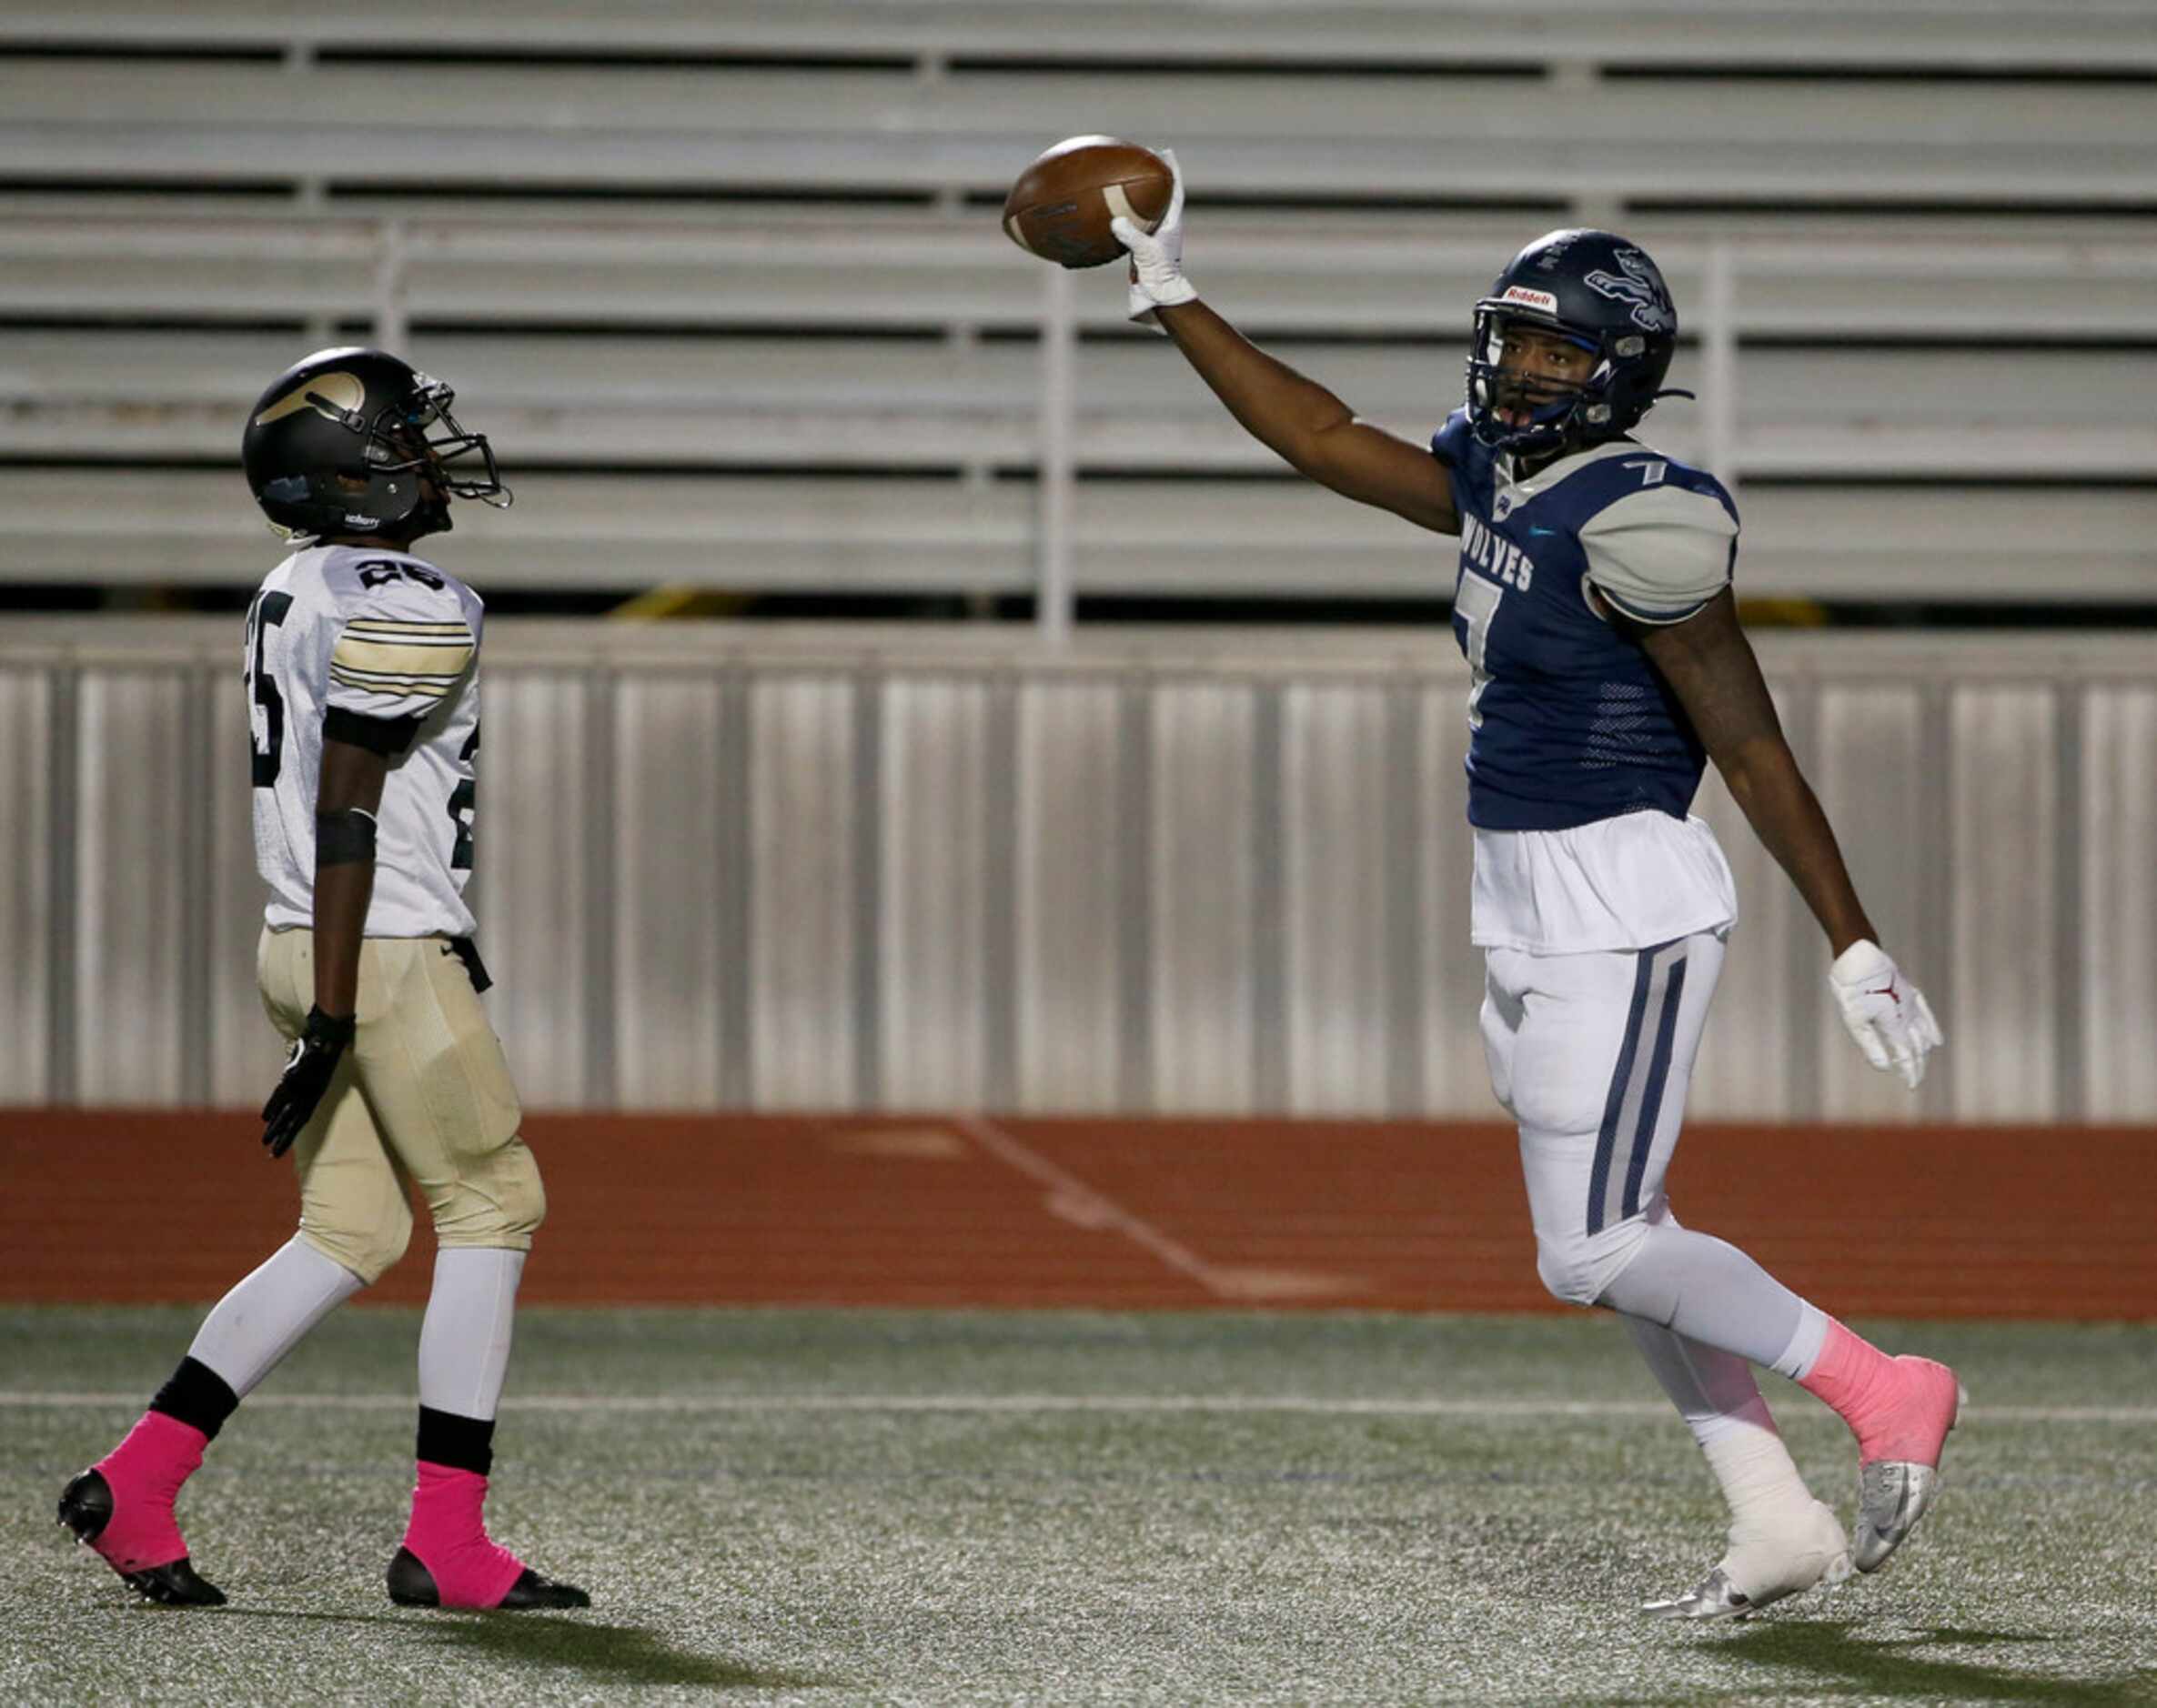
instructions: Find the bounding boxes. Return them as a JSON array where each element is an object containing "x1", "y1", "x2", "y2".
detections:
[
  {"x1": 1853, "y1": 1381, "x2": 1967, "y2": 1573},
  {"x1": 1644, "y1": 1499, "x2": 1852, "y2": 1623},
  {"x1": 1854, "y1": 1460, "x2": 1940, "y2": 1572},
  {"x1": 1643, "y1": 1564, "x2": 1759, "y2": 1623}
]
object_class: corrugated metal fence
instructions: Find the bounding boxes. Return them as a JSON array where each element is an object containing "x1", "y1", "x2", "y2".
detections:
[{"x1": 4, "y1": 619, "x2": 2152, "y2": 1123}]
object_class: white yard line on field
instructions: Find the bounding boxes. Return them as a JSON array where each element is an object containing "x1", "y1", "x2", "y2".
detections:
[
  {"x1": 950, "y1": 1113, "x2": 1242, "y2": 1299},
  {"x1": 3, "y1": 1392, "x2": 2153, "y2": 1422}
]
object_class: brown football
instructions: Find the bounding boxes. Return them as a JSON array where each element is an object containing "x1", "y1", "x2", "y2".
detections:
[{"x1": 1002, "y1": 136, "x2": 1174, "y2": 269}]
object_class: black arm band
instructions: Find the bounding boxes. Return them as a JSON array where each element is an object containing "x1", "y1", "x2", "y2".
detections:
[
  {"x1": 316, "y1": 807, "x2": 378, "y2": 867},
  {"x1": 324, "y1": 707, "x2": 422, "y2": 757}
]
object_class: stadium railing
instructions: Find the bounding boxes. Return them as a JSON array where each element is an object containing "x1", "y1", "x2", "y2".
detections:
[
  {"x1": 5, "y1": 0, "x2": 2151, "y2": 74},
  {"x1": 4, "y1": 218, "x2": 2153, "y2": 608}
]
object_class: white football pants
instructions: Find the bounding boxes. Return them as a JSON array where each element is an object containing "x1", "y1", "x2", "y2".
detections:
[{"x1": 1481, "y1": 930, "x2": 1822, "y2": 1375}]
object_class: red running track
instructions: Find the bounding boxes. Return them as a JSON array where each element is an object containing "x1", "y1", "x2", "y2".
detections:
[{"x1": 1, "y1": 1110, "x2": 2150, "y2": 1319}]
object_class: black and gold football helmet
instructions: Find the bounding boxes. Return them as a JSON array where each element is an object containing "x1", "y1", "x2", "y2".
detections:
[{"x1": 240, "y1": 347, "x2": 509, "y2": 542}]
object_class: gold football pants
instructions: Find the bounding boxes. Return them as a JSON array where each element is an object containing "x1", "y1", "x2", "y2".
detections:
[{"x1": 257, "y1": 927, "x2": 544, "y2": 1283}]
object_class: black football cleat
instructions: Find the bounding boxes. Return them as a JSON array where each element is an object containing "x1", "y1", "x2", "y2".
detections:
[
  {"x1": 388, "y1": 1545, "x2": 591, "y2": 1611},
  {"x1": 57, "y1": 1469, "x2": 227, "y2": 1608}
]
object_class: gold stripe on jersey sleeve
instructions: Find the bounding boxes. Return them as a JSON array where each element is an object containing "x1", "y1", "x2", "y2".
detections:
[
  {"x1": 328, "y1": 665, "x2": 457, "y2": 699},
  {"x1": 344, "y1": 618, "x2": 473, "y2": 638},
  {"x1": 329, "y1": 658, "x2": 463, "y2": 686},
  {"x1": 332, "y1": 634, "x2": 475, "y2": 681}
]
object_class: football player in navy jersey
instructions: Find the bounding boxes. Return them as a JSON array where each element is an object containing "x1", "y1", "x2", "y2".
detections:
[{"x1": 1111, "y1": 161, "x2": 1954, "y2": 1621}]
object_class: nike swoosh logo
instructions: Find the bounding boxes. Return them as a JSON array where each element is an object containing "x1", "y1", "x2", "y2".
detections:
[{"x1": 1528, "y1": 527, "x2": 1557, "y2": 537}]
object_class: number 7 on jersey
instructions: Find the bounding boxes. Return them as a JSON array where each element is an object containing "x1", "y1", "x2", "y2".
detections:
[{"x1": 1454, "y1": 571, "x2": 1504, "y2": 732}]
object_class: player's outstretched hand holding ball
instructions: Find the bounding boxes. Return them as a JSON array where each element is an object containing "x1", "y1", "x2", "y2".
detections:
[
  {"x1": 1002, "y1": 136, "x2": 1193, "y2": 329},
  {"x1": 261, "y1": 1006, "x2": 356, "y2": 1157},
  {"x1": 1108, "y1": 148, "x2": 1195, "y2": 329},
  {"x1": 1828, "y1": 939, "x2": 1945, "y2": 1090}
]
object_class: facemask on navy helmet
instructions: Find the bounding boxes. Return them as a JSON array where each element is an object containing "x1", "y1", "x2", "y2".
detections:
[
  {"x1": 1465, "y1": 229, "x2": 1690, "y2": 457},
  {"x1": 241, "y1": 347, "x2": 511, "y2": 543}
]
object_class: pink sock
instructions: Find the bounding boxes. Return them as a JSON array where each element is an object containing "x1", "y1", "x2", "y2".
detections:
[
  {"x1": 88, "y1": 1412, "x2": 207, "y2": 1572},
  {"x1": 400, "y1": 1462, "x2": 528, "y2": 1609},
  {"x1": 1798, "y1": 1320, "x2": 1960, "y2": 1465}
]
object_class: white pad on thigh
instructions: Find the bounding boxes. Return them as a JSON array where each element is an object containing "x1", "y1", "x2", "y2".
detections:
[{"x1": 418, "y1": 1247, "x2": 526, "y2": 1422}]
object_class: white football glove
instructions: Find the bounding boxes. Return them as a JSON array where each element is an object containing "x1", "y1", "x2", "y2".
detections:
[
  {"x1": 1828, "y1": 939, "x2": 1944, "y2": 1090},
  {"x1": 1109, "y1": 147, "x2": 1197, "y2": 331}
]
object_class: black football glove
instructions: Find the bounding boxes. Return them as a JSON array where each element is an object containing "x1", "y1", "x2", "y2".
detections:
[{"x1": 261, "y1": 1006, "x2": 356, "y2": 1159}]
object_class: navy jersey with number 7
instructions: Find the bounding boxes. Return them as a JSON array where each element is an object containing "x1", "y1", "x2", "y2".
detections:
[{"x1": 1433, "y1": 407, "x2": 1740, "y2": 833}]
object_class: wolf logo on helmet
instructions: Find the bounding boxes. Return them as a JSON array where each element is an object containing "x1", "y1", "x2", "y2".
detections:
[
  {"x1": 241, "y1": 347, "x2": 511, "y2": 545},
  {"x1": 1584, "y1": 248, "x2": 1678, "y2": 334}
]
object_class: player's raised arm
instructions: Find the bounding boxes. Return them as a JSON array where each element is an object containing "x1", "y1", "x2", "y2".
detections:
[
  {"x1": 1628, "y1": 593, "x2": 1945, "y2": 1087},
  {"x1": 1111, "y1": 156, "x2": 1458, "y2": 537}
]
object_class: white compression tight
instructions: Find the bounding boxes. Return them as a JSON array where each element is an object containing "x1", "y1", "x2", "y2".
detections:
[
  {"x1": 417, "y1": 1247, "x2": 526, "y2": 1422},
  {"x1": 1598, "y1": 1210, "x2": 1829, "y2": 1380},
  {"x1": 187, "y1": 1236, "x2": 366, "y2": 1398}
]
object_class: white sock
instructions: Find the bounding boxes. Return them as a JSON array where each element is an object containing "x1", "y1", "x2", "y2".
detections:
[
  {"x1": 187, "y1": 1237, "x2": 365, "y2": 1398},
  {"x1": 417, "y1": 1248, "x2": 526, "y2": 1422},
  {"x1": 1625, "y1": 1318, "x2": 1818, "y2": 1537},
  {"x1": 1697, "y1": 1400, "x2": 1823, "y2": 1542}
]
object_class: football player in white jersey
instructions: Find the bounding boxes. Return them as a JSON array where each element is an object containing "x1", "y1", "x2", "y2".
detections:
[
  {"x1": 1105, "y1": 161, "x2": 1955, "y2": 1621},
  {"x1": 58, "y1": 348, "x2": 588, "y2": 1612}
]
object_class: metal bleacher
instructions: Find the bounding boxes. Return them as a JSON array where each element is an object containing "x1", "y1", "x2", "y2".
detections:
[{"x1": 2, "y1": 1, "x2": 2154, "y2": 610}]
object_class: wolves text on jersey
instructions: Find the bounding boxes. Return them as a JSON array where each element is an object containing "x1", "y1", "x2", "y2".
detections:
[{"x1": 1460, "y1": 510, "x2": 1535, "y2": 592}]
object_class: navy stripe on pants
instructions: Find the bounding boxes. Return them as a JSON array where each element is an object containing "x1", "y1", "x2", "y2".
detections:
[
  {"x1": 1587, "y1": 939, "x2": 1688, "y2": 1236},
  {"x1": 1587, "y1": 949, "x2": 1658, "y2": 1236},
  {"x1": 1620, "y1": 954, "x2": 1688, "y2": 1222}
]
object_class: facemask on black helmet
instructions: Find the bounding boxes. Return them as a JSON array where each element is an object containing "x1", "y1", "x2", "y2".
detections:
[
  {"x1": 1464, "y1": 230, "x2": 1692, "y2": 457},
  {"x1": 241, "y1": 347, "x2": 513, "y2": 544}
]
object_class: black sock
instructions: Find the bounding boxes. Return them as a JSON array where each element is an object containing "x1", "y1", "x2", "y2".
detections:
[
  {"x1": 416, "y1": 1405, "x2": 496, "y2": 1477},
  {"x1": 148, "y1": 1356, "x2": 240, "y2": 1442}
]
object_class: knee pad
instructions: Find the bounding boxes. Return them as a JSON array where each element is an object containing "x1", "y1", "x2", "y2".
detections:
[
  {"x1": 301, "y1": 1198, "x2": 411, "y2": 1288},
  {"x1": 1535, "y1": 1237, "x2": 1604, "y2": 1307},
  {"x1": 1535, "y1": 1219, "x2": 1648, "y2": 1309},
  {"x1": 495, "y1": 1148, "x2": 547, "y2": 1243},
  {"x1": 430, "y1": 1139, "x2": 546, "y2": 1251}
]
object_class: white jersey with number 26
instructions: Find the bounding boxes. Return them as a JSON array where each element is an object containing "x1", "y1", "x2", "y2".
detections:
[{"x1": 244, "y1": 544, "x2": 484, "y2": 939}]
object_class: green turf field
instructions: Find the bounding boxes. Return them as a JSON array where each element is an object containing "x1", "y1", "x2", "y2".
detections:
[{"x1": 4, "y1": 1308, "x2": 2152, "y2": 1705}]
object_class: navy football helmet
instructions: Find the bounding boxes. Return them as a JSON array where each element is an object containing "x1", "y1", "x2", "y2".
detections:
[
  {"x1": 241, "y1": 347, "x2": 509, "y2": 542},
  {"x1": 1466, "y1": 229, "x2": 1690, "y2": 456}
]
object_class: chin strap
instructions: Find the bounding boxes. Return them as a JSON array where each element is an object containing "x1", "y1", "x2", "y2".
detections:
[{"x1": 1653, "y1": 387, "x2": 1698, "y2": 402}]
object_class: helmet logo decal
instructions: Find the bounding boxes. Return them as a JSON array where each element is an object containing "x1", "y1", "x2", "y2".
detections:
[
  {"x1": 1583, "y1": 249, "x2": 1674, "y2": 333},
  {"x1": 252, "y1": 371, "x2": 364, "y2": 428},
  {"x1": 1499, "y1": 285, "x2": 1558, "y2": 314}
]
